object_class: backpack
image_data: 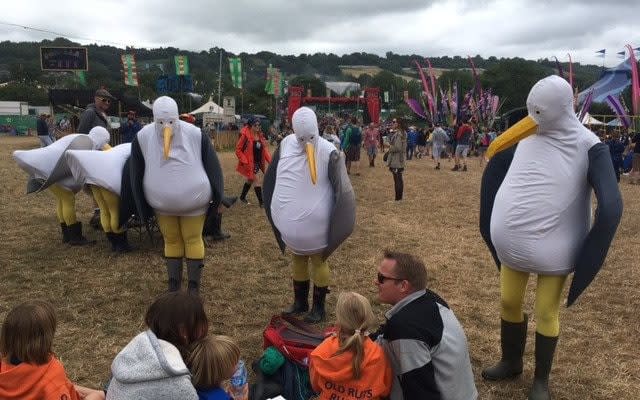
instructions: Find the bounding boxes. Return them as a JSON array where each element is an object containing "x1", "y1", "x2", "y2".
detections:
[
  {"x1": 349, "y1": 126, "x2": 362, "y2": 146},
  {"x1": 262, "y1": 314, "x2": 329, "y2": 367}
]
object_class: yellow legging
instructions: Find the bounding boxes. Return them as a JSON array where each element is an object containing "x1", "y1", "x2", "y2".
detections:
[
  {"x1": 156, "y1": 214, "x2": 206, "y2": 259},
  {"x1": 49, "y1": 184, "x2": 77, "y2": 225},
  {"x1": 90, "y1": 186, "x2": 124, "y2": 233},
  {"x1": 291, "y1": 254, "x2": 331, "y2": 287},
  {"x1": 500, "y1": 265, "x2": 567, "y2": 337}
]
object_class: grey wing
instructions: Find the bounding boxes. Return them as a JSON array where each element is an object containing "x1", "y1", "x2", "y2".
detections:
[
  {"x1": 322, "y1": 150, "x2": 356, "y2": 260},
  {"x1": 263, "y1": 146, "x2": 286, "y2": 254},
  {"x1": 39, "y1": 135, "x2": 93, "y2": 192}
]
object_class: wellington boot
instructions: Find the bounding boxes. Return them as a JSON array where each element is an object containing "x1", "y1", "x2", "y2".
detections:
[
  {"x1": 187, "y1": 259, "x2": 204, "y2": 295},
  {"x1": 60, "y1": 223, "x2": 70, "y2": 244},
  {"x1": 527, "y1": 333, "x2": 558, "y2": 400},
  {"x1": 304, "y1": 286, "x2": 329, "y2": 323},
  {"x1": 113, "y1": 232, "x2": 134, "y2": 253},
  {"x1": 482, "y1": 314, "x2": 528, "y2": 381},
  {"x1": 166, "y1": 257, "x2": 183, "y2": 292},
  {"x1": 282, "y1": 280, "x2": 310, "y2": 315},
  {"x1": 67, "y1": 222, "x2": 95, "y2": 246}
]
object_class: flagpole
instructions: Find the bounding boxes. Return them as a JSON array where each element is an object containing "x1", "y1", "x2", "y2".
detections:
[{"x1": 217, "y1": 50, "x2": 222, "y2": 106}]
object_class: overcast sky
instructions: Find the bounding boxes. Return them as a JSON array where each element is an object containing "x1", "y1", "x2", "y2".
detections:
[{"x1": 2, "y1": 0, "x2": 638, "y2": 67}]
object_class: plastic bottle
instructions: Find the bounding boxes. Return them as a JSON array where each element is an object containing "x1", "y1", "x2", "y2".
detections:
[{"x1": 229, "y1": 359, "x2": 248, "y2": 400}]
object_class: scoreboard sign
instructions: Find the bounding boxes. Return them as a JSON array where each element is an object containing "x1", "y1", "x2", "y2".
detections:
[{"x1": 40, "y1": 47, "x2": 89, "y2": 71}]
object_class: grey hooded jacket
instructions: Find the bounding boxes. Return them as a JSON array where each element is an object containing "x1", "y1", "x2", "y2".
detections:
[{"x1": 106, "y1": 330, "x2": 198, "y2": 400}]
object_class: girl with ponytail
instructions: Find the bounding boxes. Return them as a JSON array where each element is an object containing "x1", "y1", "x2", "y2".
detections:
[{"x1": 309, "y1": 292, "x2": 392, "y2": 400}]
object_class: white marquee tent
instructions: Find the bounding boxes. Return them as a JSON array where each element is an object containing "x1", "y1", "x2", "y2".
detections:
[
  {"x1": 190, "y1": 98, "x2": 224, "y2": 115},
  {"x1": 581, "y1": 113, "x2": 604, "y2": 125}
]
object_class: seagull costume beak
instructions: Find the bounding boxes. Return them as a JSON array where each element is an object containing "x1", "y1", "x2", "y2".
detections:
[
  {"x1": 306, "y1": 142, "x2": 317, "y2": 185},
  {"x1": 485, "y1": 116, "x2": 537, "y2": 160},
  {"x1": 163, "y1": 125, "x2": 173, "y2": 160}
]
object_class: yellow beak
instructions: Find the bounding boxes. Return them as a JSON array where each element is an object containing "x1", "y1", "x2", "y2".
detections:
[
  {"x1": 102, "y1": 144, "x2": 112, "y2": 151},
  {"x1": 306, "y1": 142, "x2": 317, "y2": 185},
  {"x1": 163, "y1": 126, "x2": 173, "y2": 160},
  {"x1": 485, "y1": 116, "x2": 538, "y2": 160}
]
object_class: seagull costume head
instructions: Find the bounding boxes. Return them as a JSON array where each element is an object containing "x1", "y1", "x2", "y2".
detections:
[
  {"x1": 153, "y1": 96, "x2": 181, "y2": 160},
  {"x1": 88, "y1": 126, "x2": 111, "y2": 150},
  {"x1": 486, "y1": 75, "x2": 576, "y2": 159},
  {"x1": 292, "y1": 106, "x2": 320, "y2": 185}
]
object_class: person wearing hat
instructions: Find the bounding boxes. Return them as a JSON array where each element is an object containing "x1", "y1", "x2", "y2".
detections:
[
  {"x1": 78, "y1": 88, "x2": 115, "y2": 230},
  {"x1": 122, "y1": 111, "x2": 142, "y2": 143},
  {"x1": 235, "y1": 116, "x2": 271, "y2": 206}
]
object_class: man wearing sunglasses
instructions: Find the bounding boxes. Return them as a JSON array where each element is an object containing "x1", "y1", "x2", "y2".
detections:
[
  {"x1": 78, "y1": 88, "x2": 116, "y2": 230},
  {"x1": 371, "y1": 250, "x2": 477, "y2": 400}
]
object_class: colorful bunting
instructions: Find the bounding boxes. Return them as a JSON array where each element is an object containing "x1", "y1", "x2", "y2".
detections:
[
  {"x1": 121, "y1": 54, "x2": 139, "y2": 86},
  {"x1": 229, "y1": 57, "x2": 243, "y2": 89},
  {"x1": 174, "y1": 55, "x2": 189, "y2": 76}
]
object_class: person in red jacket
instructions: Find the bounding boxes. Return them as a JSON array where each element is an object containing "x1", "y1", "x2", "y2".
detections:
[
  {"x1": 236, "y1": 116, "x2": 271, "y2": 206},
  {"x1": 310, "y1": 292, "x2": 392, "y2": 400},
  {"x1": 0, "y1": 300, "x2": 105, "y2": 400}
]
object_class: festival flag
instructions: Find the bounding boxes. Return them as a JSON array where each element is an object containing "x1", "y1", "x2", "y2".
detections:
[
  {"x1": 625, "y1": 44, "x2": 640, "y2": 115},
  {"x1": 273, "y1": 68, "x2": 282, "y2": 97},
  {"x1": 265, "y1": 64, "x2": 274, "y2": 94},
  {"x1": 605, "y1": 95, "x2": 631, "y2": 128},
  {"x1": 617, "y1": 51, "x2": 626, "y2": 58},
  {"x1": 578, "y1": 89, "x2": 594, "y2": 122},
  {"x1": 174, "y1": 55, "x2": 190, "y2": 75},
  {"x1": 121, "y1": 54, "x2": 139, "y2": 86},
  {"x1": 229, "y1": 57, "x2": 243, "y2": 89},
  {"x1": 567, "y1": 53, "x2": 574, "y2": 91},
  {"x1": 553, "y1": 56, "x2": 564, "y2": 79},
  {"x1": 75, "y1": 71, "x2": 86, "y2": 86},
  {"x1": 383, "y1": 91, "x2": 389, "y2": 103},
  {"x1": 595, "y1": 49, "x2": 606, "y2": 57}
]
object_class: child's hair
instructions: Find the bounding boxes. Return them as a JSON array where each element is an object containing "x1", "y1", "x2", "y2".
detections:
[
  {"x1": 333, "y1": 292, "x2": 375, "y2": 380},
  {"x1": 0, "y1": 300, "x2": 57, "y2": 365},
  {"x1": 145, "y1": 292, "x2": 209, "y2": 353},
  {"x1": 187, "y1": 335, "x2": 241, "y2": 390}
]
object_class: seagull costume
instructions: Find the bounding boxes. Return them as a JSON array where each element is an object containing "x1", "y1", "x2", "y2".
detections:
[
  {"x1": 263, "y1": 107, "x2": 356, "y2": 323},
  {"x1": 479, "y1": 75, "x2": 623, "y2": 400},
  {"x1": 13, "y1": 126, "x2": 110, "y2": 245},
  {"x1": 66, "y1": 142, "x2": 133, "y2": 252},
  {"x1": 126, "y1": 96, "x2": 225, "y2": 294}
]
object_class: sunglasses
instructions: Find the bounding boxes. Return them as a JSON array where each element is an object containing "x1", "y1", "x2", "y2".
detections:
[
  {"x1": 377, "y1": 272, "x2": 404, "y2": 284},
  {"x1": 100, "y1": 97, "x2": 112, "y2": 104}
]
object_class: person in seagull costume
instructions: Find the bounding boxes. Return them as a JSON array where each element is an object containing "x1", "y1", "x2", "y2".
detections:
[
  {"x1": 65, "y1": 141, "x2": 133, "y2": 252},
  {"x1": 479, "y1": 75, "x2": 623, "y2": 400},
  {"x1": 263, "y1": 107, "x2": 356, "y2": 323},
  {"x1": 126, "y1": 96, "x2": 226, "y2": 295},
  {"x1": 13, "y1": 126, "x2": 111, "y2": 246}
]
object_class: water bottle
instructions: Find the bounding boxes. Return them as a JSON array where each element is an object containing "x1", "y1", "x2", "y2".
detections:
[{"x1": 229, "y1": 360, "x2": 248, "y2": 400}]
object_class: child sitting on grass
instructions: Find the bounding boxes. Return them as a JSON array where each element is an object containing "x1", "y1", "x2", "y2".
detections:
[
  {"x1": 309, "y1": 291, "x2": 392, "y2": 400},
  {"x1": 187, "y1": 335, "x2": 242, "y2": 400},
  {"x1": 0, "y1": 300, "x2": 105, "y2": 400}
]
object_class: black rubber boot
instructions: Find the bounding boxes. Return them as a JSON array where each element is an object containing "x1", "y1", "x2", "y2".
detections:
[
  {"x1": 186, "y1": 259, "x2": 204, "y2": 295},
  {"x1": 254, "y1": 186, "x2": 263, "y2": 208},
  {"x1": 166, "y1": 257, "x2": 183, "y2": 292},
  {"x1": 211, "y1": 212, "x2": 231, "y2": 241},
  {"x1": 282, "y1": 280, "x2": 310, "y2": 315},
  {"x1": 105, "y1": 232, "x2": 117, "y2": 251},
  {"x1": 67, "y1": 222, "x2": 94, "y2": 246},
  {"x1": 113, "y1": 231, "x2": 133, "y2": 253},
  {"x1": 482, "y1": 314, "x2": 528, "y2": 381},
  {"x1": 239, "y1": 182, "x2": 251, "y2": 203},
  {"x1": 304, "y1": 286, "x2": 329, "y2": 323},
  {"x1": 60, "y1": 223, "x2": 70, "y2": 244},
  {"x1": 527, "y1": 333, "x2": 558, "y2": 400}
]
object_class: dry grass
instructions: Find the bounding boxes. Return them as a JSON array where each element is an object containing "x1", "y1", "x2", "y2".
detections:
[{"x1": 1, "y1": 135, "x2": 638, "y2": 399}]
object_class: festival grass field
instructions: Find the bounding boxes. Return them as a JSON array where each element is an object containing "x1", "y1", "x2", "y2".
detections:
[{"x1": 1, "y1": 135, "x2": 638, "y2": 399}]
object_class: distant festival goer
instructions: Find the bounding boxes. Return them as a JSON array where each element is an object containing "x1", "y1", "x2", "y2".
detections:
[
  {"x1": 236, "y1": 116, "x2": 271, "y2": 207},
  {"x1": 386, "y1": 118, "x2": 407, "y2": 201}
]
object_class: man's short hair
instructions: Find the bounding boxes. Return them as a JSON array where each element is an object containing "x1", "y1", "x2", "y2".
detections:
[{"x1": 383, "y1": 250, "x2": 427, "y2": 290}]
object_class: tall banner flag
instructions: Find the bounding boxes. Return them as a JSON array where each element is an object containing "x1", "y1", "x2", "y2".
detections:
[
  {"x1": 229, "y1": 57, "x2": 243, "y2": 89},
  {"x1": 121, "y1": 54, "x2": 139, "y2": 86},
  {"x1": 384, "y1": 91, "x2": 389, "y2": 103},
  {"x1": 174, "y1": 55, "x2": 190, "y2": 76},
  {"x1": 273, "y1": 69, "x2": 282, "y2": 97},
  {"x1": 265, "y1": 64, "x2": 274, "y2": 94},
  {"x1": 75, "y1": 70, "x2": 86, "y2": 86}
]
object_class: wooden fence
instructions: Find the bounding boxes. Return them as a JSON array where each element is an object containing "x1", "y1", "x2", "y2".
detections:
[{"x1": 108, "y1": 128, "x2": 240, "y2": 151}]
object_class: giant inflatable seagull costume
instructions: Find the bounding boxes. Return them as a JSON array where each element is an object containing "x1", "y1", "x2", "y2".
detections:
[
  {"x1": 126, "y1": 96, "x2": 226, "y2": 294},
  {"x1": 264, "y1": 107, "x2": 356, "y2": 323},
  {"x1": 13, "y1": 127, "x2": 110, "y2": 245},
  {"x1": 479, "y1": 75, "x2": 623, "y2": 400},
  {"x1": 66, "y1": 142, "x2": 132, "y2": 252}
]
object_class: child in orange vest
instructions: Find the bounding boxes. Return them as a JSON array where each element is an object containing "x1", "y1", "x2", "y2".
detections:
[
  {"x1": 309, "y1": 292, "x2": 392, "y2": 400},
  {"x1": 0, "y1": 300, "x2": 105, "y2": 400}
]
